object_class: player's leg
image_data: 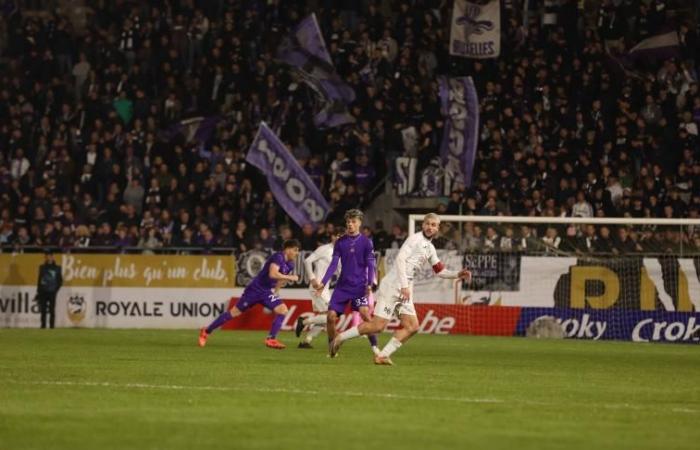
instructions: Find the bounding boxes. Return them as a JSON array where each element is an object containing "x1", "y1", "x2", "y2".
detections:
[
  {"x1": 375, "y1": 309, "x2": 419, "y2": 365},
  {"x1": 296, "y1": 290, "x2": 329, "y2": 344},
  {"x1": 357, "y1": 305, "x2": 380, "y2": 354},
  {"x1": 339, "y1": 286, "x2": 394, "y2": 342},
  {"x1": 298, "y1": 309, "x2": 327, "y2": 348},
  {"x1": 264, "y1": 301, "x2": 288, "y2": 349},
  {"x1": 326, "y1": 291, "x2": 347, "y2": 344},
  {"x1": 326, "y1": 310, "x2": 339, "y2": 343},
  {"x1": 336, "y1": 315, "x2": 388, "y2": 342},
  {"x1": 198, "y1": 297, "x2": 244, "y2": 347}
]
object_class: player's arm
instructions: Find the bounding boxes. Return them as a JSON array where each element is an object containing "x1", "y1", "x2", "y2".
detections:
[
  {"x1": 269, "y1": 263, "x2": 299, "y2": 282},
  {"x1": 304, "y1": 248, "x2": 322, "y2": 289},
  {"x1": 318, "y1": 243, "x2": 340, "y2": 290},
  {"x1": 428, "y1": 245, "x2": 471, "y2": 282},
  {"x1": 395, "y1": 237, "x2": 412, "y2": 301},
  {"x1": 365, "y1": 240, "x2": 377, "y2": 294}
]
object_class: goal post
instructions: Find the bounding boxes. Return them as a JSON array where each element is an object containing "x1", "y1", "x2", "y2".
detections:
[{"x1": 398, "y1": 214, "x2": 700, "y2": 343}]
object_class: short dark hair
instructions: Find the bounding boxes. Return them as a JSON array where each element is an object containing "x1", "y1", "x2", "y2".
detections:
[
  {"x1": 283, "y1": 239, "x2": 301, "y2": 250},
  {"x1": 333, "y1": 226, "x2": 346, "y2": 236},
  {"x1": 344, "y1": 209, "x2": 364, "y2": 221}
]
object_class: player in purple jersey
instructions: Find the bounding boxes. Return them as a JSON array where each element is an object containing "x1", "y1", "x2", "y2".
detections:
[
  {"x1": 198, "y1": 239, "x2": 300, "y2": 349},
  {"x1": 314, "y1": 209, "x2": 379, "y2": 356}
]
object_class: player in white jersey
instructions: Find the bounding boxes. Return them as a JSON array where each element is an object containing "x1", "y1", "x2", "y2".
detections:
[
  {"x1": 294, "y1": 227, "x2": 344, "y2": 348},
  {"x1": 330, "y1": 213, "x2": 471, "y2": 364}
]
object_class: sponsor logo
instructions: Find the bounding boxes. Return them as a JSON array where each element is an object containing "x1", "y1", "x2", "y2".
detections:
[
  {"x1": 632, "y1": 317, "x2": 700, "y2": 343},
  {"x1": 535, "y1": 313, "x2": 607, "y2": 340},
  {"x1": 385, "y1": 309, "x2": 455, "y2": 335},
  {"x1": 67, "y1": 295, "x2": 87, "y2": 325}
]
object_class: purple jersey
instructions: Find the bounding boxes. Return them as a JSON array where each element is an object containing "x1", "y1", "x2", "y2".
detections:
[
  {"x1": 245, "y1": 252, "x2": 294, "y2": 296},
  {"x1": 322, "y1": 234, "x2": 375, "y2": 294}
]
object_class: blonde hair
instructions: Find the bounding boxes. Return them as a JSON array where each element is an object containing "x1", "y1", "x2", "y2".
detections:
[{"x1": 423, "y1": 213, "x2": 441, "y2": 223}]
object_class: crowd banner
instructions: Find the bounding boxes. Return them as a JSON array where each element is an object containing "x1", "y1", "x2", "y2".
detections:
[
  {"x1": 438, "y1": 76, "x2": 479, "y2": 189},
  {"x1": 247, "y1": 122, "x2": 330, "y2": 227},
  {"x1": 276, "y1": 13, "x2": 356, "y2": 128},
  {"x1": 449, "y1": 0, "x2": 501, "y2": 58}
]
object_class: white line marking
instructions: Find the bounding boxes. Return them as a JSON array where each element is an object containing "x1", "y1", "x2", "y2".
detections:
[{"x1": 9, "y1": 380, "x2": 699, "y2": 414}]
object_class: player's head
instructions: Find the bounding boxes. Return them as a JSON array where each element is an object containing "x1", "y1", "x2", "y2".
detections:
[
  {"x1": 344, "y1": 209, "x2": 363, "y2": 235},
  {"x1": 422, "y1": 213, "x2": 441, "y2": 239},
  {"x1": 282, "y1": 239, "x2": 301, "y2": 260},
  {"x1": 44, "y1": 248, "x2": 55, "y2": 263},
  {"x1": 331, "y1": 226, "x2": 345, "y2": 243}
]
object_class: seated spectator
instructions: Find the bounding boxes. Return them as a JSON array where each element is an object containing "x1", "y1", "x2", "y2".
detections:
[{"x1": 594, "y1": 226, "x2": 615, "y2": 253}]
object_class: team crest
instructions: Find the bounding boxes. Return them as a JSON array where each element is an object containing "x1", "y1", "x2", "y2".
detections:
[{"x1": 67, "y1": 294, "x2": 87, "y2": 325}]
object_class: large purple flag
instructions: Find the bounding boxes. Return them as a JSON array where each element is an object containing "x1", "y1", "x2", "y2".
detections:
[
  {"x1": 439, "y1": 76, "x2": 479, "y2": 190},
  {"x1": 277, "y1": 14, "x2": 355, "y2": 128},
  {"x1": 246, "y1": 122, "x2": 330, "y2": 226}
]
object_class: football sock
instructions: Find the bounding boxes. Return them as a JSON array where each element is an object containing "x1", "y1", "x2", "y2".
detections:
[
  {"x1": 379, "y1": 337, "x2": 402, "y2": 357},
  {"x1": 304, "y1": 324, "x2": 324, "y2": 343},
  {"x1": 368, "y1": 334, "x2": 378, "y2": 347},
  {"x1": 338, "y1": 326, "x2": 360, "y2": 342},
  {"x1": 304, "y1": 314, "x2": 327, "y2": 326},
  {"x1": 206, "y1": 311, "x2": 232, "y2": 334},
  {"x1": 268, "y1": 313, "x2": 285, "y2": 339}
]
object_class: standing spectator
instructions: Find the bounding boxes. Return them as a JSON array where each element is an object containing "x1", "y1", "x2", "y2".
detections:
[
  {"x1": 36, "y1": 249, "x2": 62, "y2": 329},
  {"x1": 123, "y1": 178, "x2": 145, "y2": 215}
]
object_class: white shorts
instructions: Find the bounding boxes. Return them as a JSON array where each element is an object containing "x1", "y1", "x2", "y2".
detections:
[
  {"x1": 310, "y1": 288, "x2": 330, "y2": 312},
  {"x1": 374, "y1": 283, "x2": 416, "y2": 320}
]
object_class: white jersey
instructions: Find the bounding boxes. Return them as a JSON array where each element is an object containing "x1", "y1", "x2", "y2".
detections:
[
  {"x1": 376, "y1": 232, "x2": 458, "y2": 319},
  {"x1": 304, "y1": 243, "x2": 335, "y2": 283},
  {"x1": 305, "y1": 243, "x2": 339, "y2": 310},
  {"x1": 382, "y1": 232, "x2": 443, "y2": 289}
]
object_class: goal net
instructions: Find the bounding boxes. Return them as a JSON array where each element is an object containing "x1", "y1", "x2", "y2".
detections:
[{"x1": 397, "y1": 214, "x2": 700, "y2": 343}]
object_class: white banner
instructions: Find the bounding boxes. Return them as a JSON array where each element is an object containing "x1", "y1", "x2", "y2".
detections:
[{"x1": 450, "y1": 0, "x2": 501, "y2": 58}]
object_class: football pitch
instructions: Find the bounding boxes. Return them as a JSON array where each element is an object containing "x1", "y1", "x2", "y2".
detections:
[{"x1": 1, "y1": 329, "x2": 699, "y2": 450}]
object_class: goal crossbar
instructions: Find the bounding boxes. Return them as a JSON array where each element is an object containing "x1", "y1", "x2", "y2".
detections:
[{"x1": 408, "y1": 215, "x2": 700, "y2": 234}]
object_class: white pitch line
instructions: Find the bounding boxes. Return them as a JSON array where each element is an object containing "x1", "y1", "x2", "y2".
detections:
[
  {"x1": 9, "y1": 380, "x2": 699, "y2": 414},
  {"x1": 11, "y1": 380, "x2": 504, "y2": 405}
]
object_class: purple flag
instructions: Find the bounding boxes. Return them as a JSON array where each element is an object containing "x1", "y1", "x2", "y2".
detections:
[
  {"x1": 608, "y1": 31, "x2": 681, "y2": 78},
  {"x1": 277, "y1": 14, "x2": 355, "y2": 128},
  {"x1": 158, "y1": 116, "x2": 221, "y2": 147},
  {"x1": 246, "y1": 122, "x2": 330, "y2": 226},
  {"x1": 439, "y1": 76, "x2": 479, "y2": 189}
]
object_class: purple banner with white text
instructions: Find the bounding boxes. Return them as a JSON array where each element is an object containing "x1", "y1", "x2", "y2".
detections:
[
  {"x1": 246, "y1": 122, "x2": 329, "y2": 227},
  {"x1": 439, "y1": 76, "x2": 479, "y2": 190}
]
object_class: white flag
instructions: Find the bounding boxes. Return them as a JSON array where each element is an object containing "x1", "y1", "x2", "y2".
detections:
[{"x1": 450, "y1": 0, "x2": 501, "y2": 58}]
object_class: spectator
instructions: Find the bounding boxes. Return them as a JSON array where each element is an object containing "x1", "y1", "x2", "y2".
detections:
[
  {"x1": 138, "y1": 227, "x2": 162, "y2": 255},
  {"x1": 594, "y1": 226, "x2": 616, "y2": 253},
  {"x1": 541, "y1": 227, "x2": 562, "y2": 253},
  {"x1": 36, "y1": 249, "x2": 62, "y2": 329},
  {"x1": 572, "y1": 191, "x2": 593, "y2": 218}
]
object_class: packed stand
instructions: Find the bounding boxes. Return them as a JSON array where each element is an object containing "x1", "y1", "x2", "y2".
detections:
[{"x1": 0, "y1": 1, "x2": 698, "y2": 257}]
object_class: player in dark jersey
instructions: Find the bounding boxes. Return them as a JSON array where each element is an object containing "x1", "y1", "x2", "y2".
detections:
[
  {"x1": 198, "y1": 239, "x2": 300, "y2": 349},
  {"x1": 315, "y1": 210, "x2": 378, "y2": 357}
]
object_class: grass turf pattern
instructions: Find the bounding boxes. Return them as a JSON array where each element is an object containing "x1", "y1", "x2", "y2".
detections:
[{"x1": 1, "y1": 329, "x2": 698, "y2": 450}]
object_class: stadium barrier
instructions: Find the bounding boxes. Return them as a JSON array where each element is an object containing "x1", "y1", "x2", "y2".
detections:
[{"x1": 1, "y1": 250, "x2": 699, "y2": 343}]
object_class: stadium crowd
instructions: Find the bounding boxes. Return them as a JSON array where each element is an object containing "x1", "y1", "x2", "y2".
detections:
[{"x1": 0, "y1": 0, "x2": 699, "y2": 256}]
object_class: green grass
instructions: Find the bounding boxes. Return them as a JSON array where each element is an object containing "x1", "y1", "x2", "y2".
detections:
[{"x1": 0, "y1": 329, "x2": 699, "y2": 450}]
